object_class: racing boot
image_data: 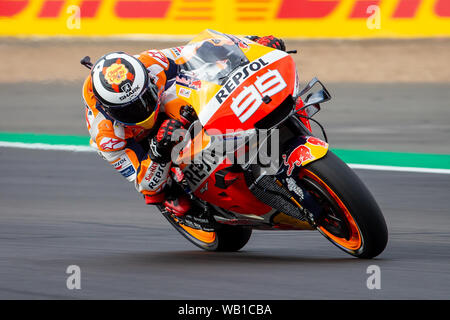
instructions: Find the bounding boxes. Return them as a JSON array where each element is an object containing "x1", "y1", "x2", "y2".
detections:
[
  {"x1": 165, "y1": 194, "x2": 215, "y2": 232},
  {"x1": 144, "y1": 192, "x2": 165, "y2": 204},
  {"x1": 164, "y1": 194, "x2": 191, "y2": 217}
]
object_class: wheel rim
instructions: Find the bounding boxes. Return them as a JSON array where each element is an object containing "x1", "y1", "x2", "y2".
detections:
[{"x1": 300, "y1": 169, "x2": 363, "y2": 251}]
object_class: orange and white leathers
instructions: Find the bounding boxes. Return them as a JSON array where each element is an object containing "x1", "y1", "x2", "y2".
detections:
[{"x1": 82, "y1": 47, "x2": 187, "y2": 200}]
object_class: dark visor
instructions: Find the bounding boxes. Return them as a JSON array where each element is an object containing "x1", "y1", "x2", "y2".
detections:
[{"x1": 104, "y1": 89, "x2": 158, "y2": 125}]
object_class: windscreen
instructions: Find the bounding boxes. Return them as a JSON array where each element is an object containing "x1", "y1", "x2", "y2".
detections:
[{"x1": 178, "y1": 35, "x2": 249, "y2": 84}]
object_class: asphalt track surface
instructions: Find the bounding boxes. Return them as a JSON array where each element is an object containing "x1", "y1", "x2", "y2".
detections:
[{"x1": 0, "y1": 83, "x2": 450, "y2": 299}]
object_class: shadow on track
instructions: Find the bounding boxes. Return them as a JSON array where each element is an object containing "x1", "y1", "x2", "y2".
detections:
[{"x1": 88, "y1": 250, "x2": 386, "y2": 268}]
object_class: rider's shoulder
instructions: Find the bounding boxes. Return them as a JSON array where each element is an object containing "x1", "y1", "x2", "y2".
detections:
[
  {"x1": 137, "y1": 49, "x2": 171, "y2": 69},
  {"x1": 82, "y1": 74, "x2": 97, "y2": 110}
]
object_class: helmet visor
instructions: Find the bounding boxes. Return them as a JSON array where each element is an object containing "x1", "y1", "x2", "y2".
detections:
[{"x1": 104, "y1": 89, "x2": 158, "y2": 125}]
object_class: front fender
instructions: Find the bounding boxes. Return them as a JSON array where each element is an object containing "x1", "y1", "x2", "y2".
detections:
[{"x1": 278, "y1": 136, "x2": 329, "y2": 178}]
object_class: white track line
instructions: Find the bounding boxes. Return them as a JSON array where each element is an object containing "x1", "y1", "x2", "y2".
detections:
[
  {"x1": 0, "y1": 141, "x2": 95, "y2": 152},
  {"x1": 1, "y1": 141, "x2": 449, "y2": 174},
  {"x1": 347, "y1": 163, "x2": 450, "y2": 175}
]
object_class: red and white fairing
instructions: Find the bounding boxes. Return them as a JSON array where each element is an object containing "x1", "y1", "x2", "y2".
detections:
[{"x1": 198, "y1": 50, "x2": 297, "y2": 133}]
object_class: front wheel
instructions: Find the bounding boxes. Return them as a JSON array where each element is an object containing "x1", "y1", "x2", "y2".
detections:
[
  {"x1": 299, "y1": 151, "x2": 388, "y2": 258},
  {"x1": 160, "y1": 207, "x2": 252, "y2": 252}
]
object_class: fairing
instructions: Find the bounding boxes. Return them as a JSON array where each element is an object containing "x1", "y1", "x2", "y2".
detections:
[
  {"x1": 174, "y1": 30, "x2": 327, "y2": 223},
  {"x1": 175, "y1": 29, "x2": 297, "y2": 134}
]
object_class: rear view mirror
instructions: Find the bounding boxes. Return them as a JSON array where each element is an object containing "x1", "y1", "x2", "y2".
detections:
[
  {"x1": 298, "y1": 77, "x2": 320, "y2": 96},
  {"x1": 296, "y1": 77, "x2": 331, "y2": 117},
  {"x1": 304, "y1": 89, "x2": 331, "y2": 106},
  {"x1": 303, "y1": 102, "x2": 321, "y2": 118}
]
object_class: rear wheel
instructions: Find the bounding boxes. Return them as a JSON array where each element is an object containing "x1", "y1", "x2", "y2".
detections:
[
  {"x1": 161, "y1": 208, "x2": 252, "y2": 252},
  {"x1": 299, "y1": 151, "x2": 388, "y2": 258}
]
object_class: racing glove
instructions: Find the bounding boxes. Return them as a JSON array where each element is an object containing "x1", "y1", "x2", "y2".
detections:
[
  {"x1": 246, "y1": 35, "x2": 286, "y2": 51},
  {"x1": 149, "y1": 119, "x2": 184, "y2": 164}
]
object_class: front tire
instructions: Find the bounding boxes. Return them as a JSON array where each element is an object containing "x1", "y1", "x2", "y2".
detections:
[{"x1": 300, "y1": 151, "x2": 388, "y2": 258}]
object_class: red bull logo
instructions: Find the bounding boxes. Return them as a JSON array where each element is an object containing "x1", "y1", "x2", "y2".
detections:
[
  {"x1": 307, "y1": 136, "x2": 328, "y2": 148},
  {"x1": 282, "y1": 145, "x2": 315, "y2": 176}
]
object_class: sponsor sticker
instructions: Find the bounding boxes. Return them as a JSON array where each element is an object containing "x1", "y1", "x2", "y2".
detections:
[
  {"x1": 178, "y1": 87, "x2": 192, "y2": 98},
  {"x1": 226, "y1": 34, "x2": 250, "y2": 51},
  {"x1": 170, "y1": 46, "x2": 184, "y2": 57},
  {"x1": 144, "y1": 162, "x2": 168, "y2": 189},
  {"x1": 282, "y1": 145, "x2": 315, "y2": 176},
  {"x1": 285, "y1": 177, "x2": 304, "y2": 200},
  {"x1": 176, "y1": 74, "x2": 202, "y2": 90},
  {"x1": 119, "y1": 84, "x2": 140, "y2": 101},
  {"x1": 183, "y1": 154, "x2": 221, "y2": 191},
  {"x1": 198, "y1": 50, "x2": 288, "y2": 125},
  {"x1": 111, "y1": 156, "x2": 131, "y2": 171},
  {"x1": 99, "y1": 137, "x2": 126, "y2": 151},
  {"x1": 105, "y1": 63, "x2": 128, "y2": 85},
  {"x1": 120, "y1": 166, "x2": 136, "y2": 178},
  {"x1": 307, "y1": 136, "x2": 328, "y2": 148}
]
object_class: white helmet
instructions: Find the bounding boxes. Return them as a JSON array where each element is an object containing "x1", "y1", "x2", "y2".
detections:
[{"x1": 91, "y1": 52, "x2": 160, "y2": 128}]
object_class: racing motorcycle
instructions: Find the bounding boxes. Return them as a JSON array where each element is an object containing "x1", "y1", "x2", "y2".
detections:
[{"x1": 162, "y1": 30, "x2": 387, "y2": 259}]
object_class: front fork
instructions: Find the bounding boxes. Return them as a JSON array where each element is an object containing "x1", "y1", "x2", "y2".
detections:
[
  {"x1": 275, "y1": 173, "x2": 322, "y2": 227},
  {"x1": 274, "y1": 116, "x2": 329, "y2": 225}
]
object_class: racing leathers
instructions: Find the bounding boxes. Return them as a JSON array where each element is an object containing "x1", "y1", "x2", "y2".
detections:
[{"x1": 82, "y1": 36, "x2": 286, "y2": 206}]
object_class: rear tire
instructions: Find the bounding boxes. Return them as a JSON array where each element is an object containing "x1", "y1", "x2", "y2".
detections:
[
  {"x1": 301, "y1": 151, "x2": 388, "y2": 258},
  {"x1": 216, "y1": 225, "x2": 253, "y2": 252},
  {"x1": 161, "y1": 208, "x2": 252, "y2": 252}
]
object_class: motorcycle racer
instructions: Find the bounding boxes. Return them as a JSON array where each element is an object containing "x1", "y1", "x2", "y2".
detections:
[{"x1": 82, "y1": 34, "x2": 286, "y2": 217}]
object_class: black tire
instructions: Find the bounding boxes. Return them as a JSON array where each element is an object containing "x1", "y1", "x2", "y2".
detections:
[
  {"x1": 161, "y1": 208, "x2": 252, "y2": 252},
  {"x1": 302, "y1": 151, "x2": 388, "y2": 258},
  {"x1": 215, "y1": 224, "x2": 253, "y2": 252}
]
